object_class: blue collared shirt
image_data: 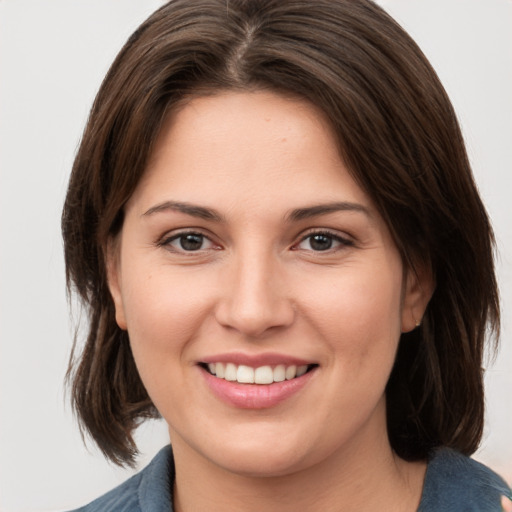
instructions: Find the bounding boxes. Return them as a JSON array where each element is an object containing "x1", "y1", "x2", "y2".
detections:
[{"x1": 71, "y1": 445, "x2": 511, "y2": 511}]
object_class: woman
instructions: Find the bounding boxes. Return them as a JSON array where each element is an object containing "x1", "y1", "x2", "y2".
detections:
[{"x1": 62, "y1": 0, "x2": 511, "y2": 510}]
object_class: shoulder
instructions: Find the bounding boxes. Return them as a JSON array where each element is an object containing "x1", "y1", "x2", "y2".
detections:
[
  {"x1": 67, "y1": 445, "x2": 174, "y2": 512},
  {"x1": 419, "y1": 448, "x2": 511, "y2": 512}
]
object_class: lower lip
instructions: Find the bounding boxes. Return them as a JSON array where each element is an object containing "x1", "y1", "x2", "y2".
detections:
[{"x1": 201, "y1": 367, "x2": 316, "y2": 409}]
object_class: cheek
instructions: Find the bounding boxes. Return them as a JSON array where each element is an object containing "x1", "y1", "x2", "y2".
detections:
[
  {"x1": 119, "y1": 263, "x2": 227, "y2": 406},
  {"x1": 119, "y1": 268, "x2": 213, "y2": 411},
  {"x1": 304, "y1": 262, "x2": 404, "y2": 371},
  {"x1": 119, "y1": 265, "x2": 207, "y2": 361},
  {"x1": 311, "y1": 265, "x2": 402, "y2": 331}
]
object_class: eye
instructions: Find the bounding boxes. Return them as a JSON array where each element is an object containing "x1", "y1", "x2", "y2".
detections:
[
  {"x1": 161, "y1": 231, "x2": 217, "y2": 252},
  {"x1": 295, "y1": 231, "x2": 352, "y2": 252}
]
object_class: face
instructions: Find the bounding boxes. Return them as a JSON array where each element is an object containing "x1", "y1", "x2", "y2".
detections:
[{"x1": 108, "y1": 91, "x2": 430, "y2": 477}]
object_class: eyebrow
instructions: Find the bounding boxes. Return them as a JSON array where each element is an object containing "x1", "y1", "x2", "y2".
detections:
[
  {"x1": 287, "y1": 202, "x2": 371, "y2": 221},
  {"x1": 142, "y1": 200, "x2": 370, "y2": 223},
  {"x1": 142, "y1": 201, "x2": 224, "y2": 222}
]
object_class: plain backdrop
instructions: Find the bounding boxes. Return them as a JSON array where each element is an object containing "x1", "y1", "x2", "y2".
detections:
[{"x1": 0, "y1": 1, "x2": 510, "y2": 511}]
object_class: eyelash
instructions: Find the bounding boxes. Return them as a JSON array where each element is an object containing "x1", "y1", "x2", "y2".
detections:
[
  {"x1": 157, "y1": 229, "x2": 353, "y2": 254},
  {"x1": 293, "y1": 230, "x2": 354, "y2": 253},
  {"x1": 157, "y1": 230, "x2": 219, "y2": 253}
]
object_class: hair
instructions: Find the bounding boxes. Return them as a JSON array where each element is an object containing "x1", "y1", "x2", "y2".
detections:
[{"x1": 62, "y1": 0, "x2": 499, "y2": 467}]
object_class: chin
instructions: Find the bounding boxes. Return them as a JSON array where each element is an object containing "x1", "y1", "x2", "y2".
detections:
[
  {"x1": 177, "y1": 423, "x2": 314, "y2": 478},
  {"x1": 214, "y1": 445, "x2": 309, "y2": 478}
]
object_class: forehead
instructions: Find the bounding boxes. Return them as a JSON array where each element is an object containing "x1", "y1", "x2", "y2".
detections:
[{"x1": 129, "y1": 90, "x2": 372, "y2": 215}]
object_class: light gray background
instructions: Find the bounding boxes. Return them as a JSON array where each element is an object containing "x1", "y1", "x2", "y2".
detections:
[{"x1": 0, "y1": 1, "x2": 510, "y2": 511}]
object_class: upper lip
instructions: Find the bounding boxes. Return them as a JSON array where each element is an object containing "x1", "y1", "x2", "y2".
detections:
[{"x1": 199, "y1": 352, "x2": 315, "y2": 367}]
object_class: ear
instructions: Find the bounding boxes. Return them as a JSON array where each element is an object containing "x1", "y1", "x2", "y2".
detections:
[
  {"x1": 401, "y1": 262, "x2": 435, "y2": 333},
  {"x1": 105, "y1": 238, "x2": 127, "y2": 330}
]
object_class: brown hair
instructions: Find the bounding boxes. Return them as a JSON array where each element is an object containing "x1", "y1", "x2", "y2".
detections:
[{"x1": 62, "y1": 0, "x2": 499, "y2": 466}]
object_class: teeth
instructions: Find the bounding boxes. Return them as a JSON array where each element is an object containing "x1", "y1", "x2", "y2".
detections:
[
  {"x1": 285, "y1": 365, "x2": 297, "y2": 380},
  {"x1": 296, "y1": 365, "x2": 308, "y2": 377},
  {"x1": 254, "y1": 366, "x2": 273, "y2": 384},
  {"x1": 216, "y1": 362, "x2": 225, "y2": 378},
  {"x1": 225, "y1": 363, "x2": 237, "y2": 381},
  {"x1": 205, "y1": 362, "x2": 312, "y2": 384},
  {"x1": 237, "y1": 365, "x2": 254, "y2": 383},
  {"x1": 273, "y1": 364, "x2": 286, "y2": 382}
]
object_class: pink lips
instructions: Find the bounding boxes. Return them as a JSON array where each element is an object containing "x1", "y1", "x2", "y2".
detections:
[{"x1": 199, "y1": 352, "x2": 317, "y2": 409}]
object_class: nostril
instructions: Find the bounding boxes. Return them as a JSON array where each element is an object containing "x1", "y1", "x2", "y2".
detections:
[{"x1": 214, "y1": 296, "x2": 295, "y2": 337}]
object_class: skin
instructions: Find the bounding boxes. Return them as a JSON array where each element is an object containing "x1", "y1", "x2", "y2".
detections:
[{"x1": 108, "y1": 91, "x2": 433, "y2": 511}]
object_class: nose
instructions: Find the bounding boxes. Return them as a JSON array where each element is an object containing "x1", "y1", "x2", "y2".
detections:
[{"x1": 214, "y1": 251, "x2": 295, "y2": 338}]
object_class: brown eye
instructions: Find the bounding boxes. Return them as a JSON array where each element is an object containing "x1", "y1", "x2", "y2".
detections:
[
  {"x1": 308, "y1": 234, "x2": 333, "y2": 251},
  {"x1": 178, "y1": 234, "x2": 204, "y2": 251},
  {"x1": 162, "y1": 232, "x2": 216, "y2": 252},
  {"x1": 295, "y1": 231, "x2": 353, "y2": 252}
]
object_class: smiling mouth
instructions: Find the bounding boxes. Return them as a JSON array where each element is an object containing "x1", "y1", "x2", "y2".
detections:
[{"x1": 200, "y1": 362, "x2": 318, "y2": 385}]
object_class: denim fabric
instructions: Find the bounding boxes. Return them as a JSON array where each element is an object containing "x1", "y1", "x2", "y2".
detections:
[
  {"x1": 71, "y1": 446, "x2": 174, "y2": 512},
  {"x1": 418, "y1": 448, "x2": 511, "y2": 511},
  {"x1": 70, "y1": 445, "x2": 511, "y2": 511}
]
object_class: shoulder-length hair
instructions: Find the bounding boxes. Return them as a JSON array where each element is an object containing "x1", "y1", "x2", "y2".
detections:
[{"x1": 62, "y1": 0, "x2": 499, "y2": 466}]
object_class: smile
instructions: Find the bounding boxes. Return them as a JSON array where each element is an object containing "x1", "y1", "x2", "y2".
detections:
[
  {"x1": 200, "y1": 362, "x2": 318, "y2": 409},
  {"x1": 204, "y1": 362, "x2": 312, "y2": 384}
]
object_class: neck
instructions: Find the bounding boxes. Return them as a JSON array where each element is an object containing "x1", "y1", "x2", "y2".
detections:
[{"x1": 170, "y1": 418, "x2": 426, "y2": 512}]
